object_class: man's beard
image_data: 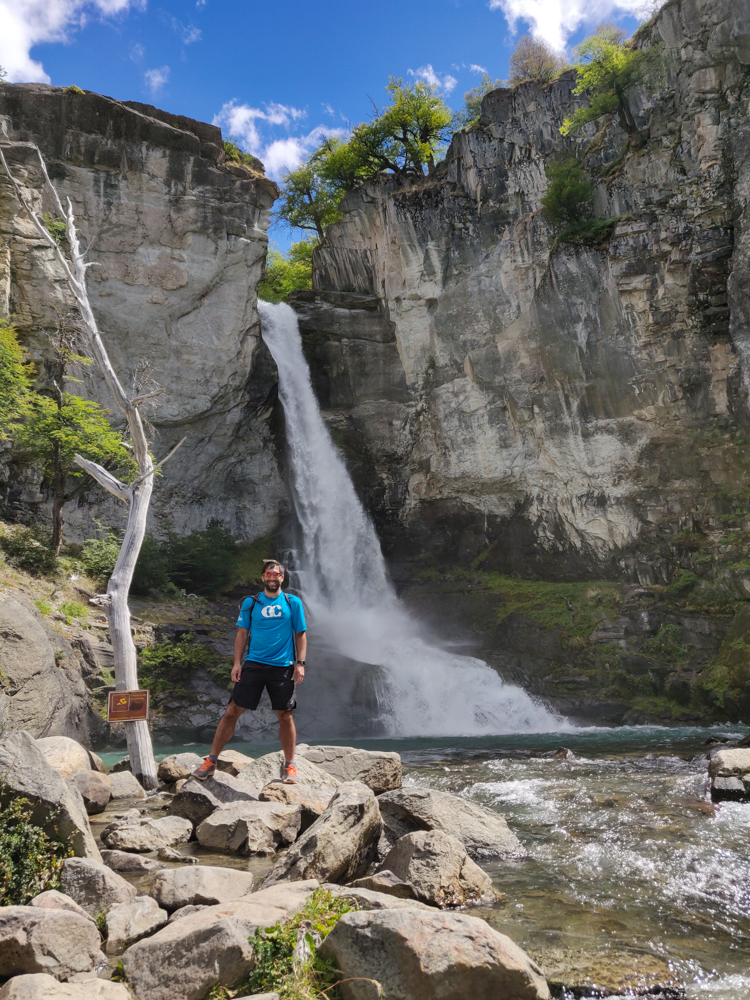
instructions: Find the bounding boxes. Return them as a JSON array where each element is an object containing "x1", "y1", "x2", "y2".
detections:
[{"x1": 266, "y1": 580, "x2": 281, "y2": 592}]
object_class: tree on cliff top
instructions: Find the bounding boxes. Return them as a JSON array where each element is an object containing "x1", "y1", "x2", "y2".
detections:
[
  {"x1": 454, "y1": 73, "x2": 504, "y2": 130},
  {"x1": 259, "y1": 240, "x2": 315, "y2": 302},
  {"x1": 509, "y1": 36, "x2": 566, "y2": 86},
  {"x1": 274, "y1": 155, "x2": 345, "y2": 241},
  {"x1": 560, "y1": 24, "x2": 649, "y2": 148}
]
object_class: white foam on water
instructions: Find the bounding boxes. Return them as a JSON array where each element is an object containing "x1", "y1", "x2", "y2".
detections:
[{"x1": 259, "y1": 300, "x2": 565, "y2": 737}]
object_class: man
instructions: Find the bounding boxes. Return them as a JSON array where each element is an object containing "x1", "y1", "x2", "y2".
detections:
[{"x1": 193, "y1": 559, "x2": 307, "y2": 783}]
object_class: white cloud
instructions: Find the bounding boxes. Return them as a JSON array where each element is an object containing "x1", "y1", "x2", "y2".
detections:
[
  {"x1": 144, "y1": 65, "x2": 169, "y2": 95},
  {"x1": 407, "y1": 64, "x2": 458, "y2": 94},
  {"x1": 170, "y1": 17, "x2": 201, "y2": 44},
  {"x1": 470, "y1": 63, "x2": 488, "y2": 74},
  {"x1": 213, "y1": 99, "x2": 344, "y2": 179},
  {"x1": 129, "y1": 41, "x2": 144, "y2": 62},
  {"x1": 0, "y1": 0, "x2": 143, "y2": 83},
  {"x1": 322, "y1": 102, "x2": 336, "y2": 117},
  {"x1": 487, "y1": 0, "x2": 664, "y2": 51}
]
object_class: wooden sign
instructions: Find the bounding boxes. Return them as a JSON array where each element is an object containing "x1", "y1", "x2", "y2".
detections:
[{"x1": 108, "y1": 690, "x2": 149, "y2": 722}]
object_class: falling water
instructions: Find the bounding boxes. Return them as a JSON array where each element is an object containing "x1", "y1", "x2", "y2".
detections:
[{"x1": 259, "y1": 301, "x2": 564, "y2": 736}]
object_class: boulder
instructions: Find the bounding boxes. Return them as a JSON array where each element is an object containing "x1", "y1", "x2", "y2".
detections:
[
  {"x1": 196, "y1": 801, "x2": 302, "y2": 854},
  {"x1": 101, "y1": 850, "x2": 166, "y2": 873},
  {"x1": 0, "y1": 906, "x2": 106, "y2": 981},
  {"x1": 0, "y1": 731, "x2": 101, "y2": 860},
  {"x1": 122, "y1": 880, "x2": 318, "y2": 1000},
  {"x1": 149, "y1": 865, "x2": 256, "y2": 911},
  {"x1": 236, "y1": 750, "x2": 341, "y2": 794},
  {"x1": 299, "y1": 745, "x2": 402, "y2": 793},
  {"x1": 167, "y1": 772, "x2": 259, "y2": 826},
  {"x1": 105, "y1": 895, "x2": 169, "y2": 954},
  {"x1": 711, "y1": 776, "x2": 747, "y2": 801},
  {"x1": 102, "y1": 815, "x2": 193, "y2": 852},
  {"x1": 382, "y1": 830, "x2": 495, "y2": 907},
  {"x1": 347, "y1": 870, "x2": 417, "y2": 901},
  {"x1": 88, "y1": 751, "x2": 106, "y2": 773},
  {"x1": 109, "y1": 770, "x2": 146, "y2": 800},
  {"x1": 59, "y1": 857, "x2": 137, "y2": 915},
  {"x1": 259, "y1": 781, "x2": 332, "y2": 831},
  {"x1": 0, "y1": 974, "x2": 131, "y2": 999},
  {"x1": 319, "y1": 908, "x2": 550, "y2": 1000},
  {"x1": 216, "y1": 749, "x2": 254, "y2": 775},
  {"x1": 708, "y1": 748, "x2": 750, "y2": 777},
  {"x1": 326, "y1": 884, "x2": 430, "y2": 911},
  {"x1": 378, "y1": 786, "x2": 524, "y2": 858},
  {"x1": 262, "y1": 781, "x2": 382, "y2": 887},
  {"x1": 157, "y1": 753, "x2": 204, "y2": 783},
  {"x1": 36, "y1": 737, "x2": 92, "y2": 779},
  {"x1": 67, "y1": 770, "x2": 111, "y2": 814},
  {"x1": 29, "y1": 890, "x2": 95, "y2": 922},
  {"x1": 157, "y1": 845, "x2": 197, "y2": 863},
  {"x1": 167, "y1": 904, "x2": 207, "y2": 923},
  {"x1": 0, "y1": 596, "x2": 89, "y2": 741}
]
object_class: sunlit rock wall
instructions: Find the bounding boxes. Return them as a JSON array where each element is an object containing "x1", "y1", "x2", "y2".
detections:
[
  {"x1": 0, "y1": 84, "x2": 285, "y2": 541},
  {"x1": 297, "y1": 0, "x2": 750, "y2": 581}
]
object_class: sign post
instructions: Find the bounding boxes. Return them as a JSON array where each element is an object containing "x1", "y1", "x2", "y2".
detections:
[{"x1": 107, "y1": 690, "x2": 150, "y2": 723}]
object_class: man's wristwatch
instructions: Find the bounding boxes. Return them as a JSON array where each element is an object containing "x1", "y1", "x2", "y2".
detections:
[{"x1": 296, "y1": 660, "x2": 306, "y2": 665}]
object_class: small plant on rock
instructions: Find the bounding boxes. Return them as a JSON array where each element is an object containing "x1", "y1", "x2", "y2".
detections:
[
  {"x1": 59, "y1": 599, "x2": 89, "y2": 623},
  {"x1": 80, "y1": 527, "x2": 121, "y2": 584},
  {"x1": 0, "y1": 797, "x2": 72, "y2": 905}
]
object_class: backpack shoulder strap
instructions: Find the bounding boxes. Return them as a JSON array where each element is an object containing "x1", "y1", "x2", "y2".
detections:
[{"x1": 238, "y1": 593, "x2": 263, "y2": 619}]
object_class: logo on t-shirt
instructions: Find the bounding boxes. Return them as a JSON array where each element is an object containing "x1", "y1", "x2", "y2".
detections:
[{"x1": 261, "y1": 604, "x2": 283, "y2": 619}]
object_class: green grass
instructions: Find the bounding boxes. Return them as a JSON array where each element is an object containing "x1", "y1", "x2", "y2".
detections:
[
  {"x1": 58, "y1": 600, "x2": 89, "y2": 623},
  {"x1": 33, "y1": 598, "x2": 52, "y2": 616}
]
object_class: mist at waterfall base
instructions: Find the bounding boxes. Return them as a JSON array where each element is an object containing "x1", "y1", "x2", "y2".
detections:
[{"x1": 258, "y1": 301, "x2": 564, "y2": 740}]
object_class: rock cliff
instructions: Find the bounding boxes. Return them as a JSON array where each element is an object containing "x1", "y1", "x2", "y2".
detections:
[
  {"x1": 297, "y1": 0, "x2": 750, "y2": 585},
  {"x1": 0, "y1": 84, "x2": 285, "y2": 541}
]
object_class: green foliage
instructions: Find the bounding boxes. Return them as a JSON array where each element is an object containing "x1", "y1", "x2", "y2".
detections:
[
  {"x1": 139, "y1": 633, "x2": 226, "y2": 694},
  {"x1": 131, "y1": 535, "x2": 171, "y2": 595},
  {"x1": 509, "y1": 35, "x2": 566, "y2": 86},
  {"x1": 0, "y1": 320, "x2": 35, "y2": 437},
  {"x1": 59, "y1": 599, "x2": 88, "y2": 623},
  {"x1": 554, "y1": 216, "x2": 619, "y2": 246},
  {"x1": 259, "y1": 241, "x2": 315, "y2": 303},
  {"x1": 232, "y1": 888, "x2": 367, "y2": 1000},
  {"x1": 641, "y1": 624, "x2": 688, "y2": 664},
  {"x1": 0, "y1": 524, "x2": 57, "y2": 574},
  {"x1": 0, "y1": 797, "x2": 72, "y2": 905},
  {"x1": 223, "y1": 136, "x2": 264, "y2": 173},
  {"x1": 80, "y1": 528, "x2": 121, "y2": 584},
  {"x1": 132, "y1": 518, "x2": 239, "y2": 597},
  {"x1": 33, "y1": 598, "x2": 52, "y2": 616},
  {"x1": 560, "y1": 25, "x2": 649, "y2": 146},
  {"x1": 43, "y1": 213, "x2": 66, "y2": 245},
  {"x1": 454, "y1": 73, "x2": 503, "y2": 129},
  {"x1": 274, "y1": 156, "x2": 345, "y2": 240},
  {"x1": 541, "y1": 157, "x2": 594, "y2": 227},
  {"x1": 65, "y1": 85, "x2": 84, "y2": 94}
]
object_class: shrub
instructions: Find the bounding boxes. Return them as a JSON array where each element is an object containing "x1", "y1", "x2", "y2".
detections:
[
  {"x1": 33, "y1": 598, "x2": 52, "y2": 616},
  {"x1": 223, "y1": 137, "x2": 264, "y2": 173},
  {"x1": 509, "y1": 35, "x2": 566, "y2": 86},
  {"x1": 59, "y1": 600, "x2": 88, "y2": 623},
  {"x1": 0, "y1": 797, "x2": 72, "y2": 905},
  {"x1": 139, "y1": 634, "x2": 225, "y2": 694},
  {"x1": 131, "y1": 534, "x2": 171, "y2": 595},
  {"x1": 259, "y1": 241, "x2": 315, "y2": 303},
  {"x1": 43, "y1": 213, "x2": 66, "y2": 246},
  {"x1": 80, "y1": 530, "x2": 121, "y2": 584},
  {"x1": 454, "y1": 73, "x2": 504, "y2": 129},
  {"x1": 0, "y1": 524, "x2": 57, "y2": 575},
  {"x1": 541, "y1": 157, "x2": 594, "y2": 227}
]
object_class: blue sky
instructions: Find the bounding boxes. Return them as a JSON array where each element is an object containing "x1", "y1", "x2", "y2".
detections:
[{"x1": 1, "y1": 0, "x2": 651, "y2": 247}]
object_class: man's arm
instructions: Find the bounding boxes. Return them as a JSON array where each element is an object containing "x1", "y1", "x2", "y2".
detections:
[
  {"x1": 293, "y1": 631, "x2": 307, "y2": 684},
  {"x1": 232, "y1": 628, "x2": 248, "y2": 683}
]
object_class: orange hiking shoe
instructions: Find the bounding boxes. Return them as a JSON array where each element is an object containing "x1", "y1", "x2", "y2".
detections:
[
  {"x1": 193, "y1": 757, "x2": 216, "y2": 780},
  {"x1": 283, "y1": 762, "x2": 299, "y2": 784}
]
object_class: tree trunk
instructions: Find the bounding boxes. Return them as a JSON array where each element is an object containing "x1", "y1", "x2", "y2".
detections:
[{"x1": 51, "y1": 447, "x2": 65, "y2": 555}]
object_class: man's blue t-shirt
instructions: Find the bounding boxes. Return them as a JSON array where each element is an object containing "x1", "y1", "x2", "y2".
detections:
[{"x1": 236, "y1": 592, "x2": 306, "y2": 667}]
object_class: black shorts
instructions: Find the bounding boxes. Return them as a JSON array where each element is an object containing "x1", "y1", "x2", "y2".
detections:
[{"x1": 231, "y1": 661, "x2": 297, "y2": 712}]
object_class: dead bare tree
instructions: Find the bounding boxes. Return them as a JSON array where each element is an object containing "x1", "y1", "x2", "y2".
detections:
[{"x1": 0, "y1": 142, "x2": 184, "y2": 788}]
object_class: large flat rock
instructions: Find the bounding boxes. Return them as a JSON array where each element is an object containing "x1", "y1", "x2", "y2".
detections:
[
  {"x1": 0, "y1": 907, "x2": 106, "y2": 981},
  {"x1": 167, "y1": 772, "x2": 259, "y2": 826},
  {"x1": 0, "y1": 731, "x2": 100, "y2": 860},
  {"x1": 149, "y1": 866, "x2": 256, "y2": 911},
  {"x1": 298, "y1": 745, "x2": 402, "y2": 793},
  {"x1": 236, "y1": 750, "x2": 341, "y2": 794},
  {"x1": 101, "y1": 814, "x2": 193, "y2": 852},
  {"x1": 0, "y1": 974, "x2": 131, "y2": 999},
  {"x1": 196, "y1": 800, "x2": 301, "y2": 854}
]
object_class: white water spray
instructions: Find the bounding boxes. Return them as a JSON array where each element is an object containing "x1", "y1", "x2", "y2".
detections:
[{"x1": 260, "y1": 301, "x2": 565, "y2": 736}]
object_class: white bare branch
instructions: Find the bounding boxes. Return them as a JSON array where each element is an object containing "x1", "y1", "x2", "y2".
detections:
[
  {"x1": 132, "y1": 388, "x2": 164, "y2": 406},
  {"x1": 130, "y1": 436, "x2": 187, "y2": 488},
  {"x1": 73, "y1": 455, "x2": 131, "y2": 502}
]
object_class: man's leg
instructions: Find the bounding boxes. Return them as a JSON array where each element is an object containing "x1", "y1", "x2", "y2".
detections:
[
  {"x1": 276, "y1": 709, "x2": 296, "y2": 764},
  {"x1": 210, "y1": 700, "x2": 246, "y2": 757}
]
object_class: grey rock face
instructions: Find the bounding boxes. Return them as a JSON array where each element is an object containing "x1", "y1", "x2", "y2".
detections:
[
  {"x1": 0, "y1": 731, "x2": 100, "y2": 860},
  {"x1": 347, "y1": 870, "x2": 417, "y2": 901},
  {"x1": 378, "y1": 785, "x2": 523, "y2": 858},
  {"x1": 36, "y1": 737, "x2": 91, "y2": 779},
  {"x1": 262, "y1": 780, "x2": 382, "y2": 887},
  {"x1": 101, "y1": 815, "x2": 193, "y2": 852},
  {"x1": 157, "y1": 753, "x2": 205, "y2": 783},
  {"x1": 157, "y1": 846, "x2": 197, "y2": 864},
  {"x1": 29, "y1": 890, "x2": 95, "y2": 922},
  {"x1": 108, "y1": 771, "x2": 147, "y2": 800},
  {"x1": 259, "y1": 781, "x2": 332, "y2": 831},
  {"x1": 319, "y1": 908, "x2": 550, "y2": 1000},
  {"x1": 236, "y1": 750, "x2": 342, "y2": 793},
  {"x1": 168, "y1": 772, "x2": 260, "y2": 826},
  {"x1": 0, "y1": 974, "x2": 131, "y2": 999},
  {"x1": 0, "y1": 906, "x2": 106, "y2": 980},
  {"x1": 0, "y1": 83, "x2": 283, "y2": 540},
  {"x1": 216, "y1": 749, "x2": 254, "y2": 775},
  {"x1": 101, "y1": 850, "x2": 166, "y2": 874},
  {"x1": 382, "y1": 830, "x2": 495, "y2": 907},
  {"x1": 122, "y1": 880, "x2": 318, "y2": 1000},
  {"x1": 149, "y1": 866, "x2": 256, "y2": 911},
  {"x1": 59, "y1": 857, "x2": 137, "y2": 915},
  {"x1": 196, "y1": 800, "x2": 302, "y2": 854},
  {"x1": 105, "y1": 895, "x2": 168, "y2": 954},
  {"x1": 0, "y1": 598, "x2": 90, "y2": 741},
  {"x1": 299, "y1": 745, "x2": 402, "y2": 794},
  {"x1": 67, "y1": 770, "x2": 111, "y2": 814}
]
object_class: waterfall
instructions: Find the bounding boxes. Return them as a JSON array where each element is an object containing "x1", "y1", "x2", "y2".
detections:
[{"x1": 259, "y1": 301, "x2": 565, "y2": 736}]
